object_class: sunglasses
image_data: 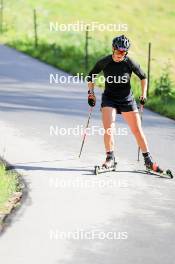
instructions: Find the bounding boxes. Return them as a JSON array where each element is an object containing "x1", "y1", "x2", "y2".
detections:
[{"x1": 113, "y1": 49, "x2": 127, "y2": 55}]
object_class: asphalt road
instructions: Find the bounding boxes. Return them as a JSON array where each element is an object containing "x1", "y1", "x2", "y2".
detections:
[{"x1": 0, "y1": 44, "x2": 175, "y2": 264}]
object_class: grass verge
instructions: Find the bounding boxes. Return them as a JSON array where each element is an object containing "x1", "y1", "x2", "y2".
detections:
[
  {"x1": 0, "y1": 163, "x2": 23, "y2": 230},
  {"x1": 147, "y1": 95, "x2": 175, "y2": 120}
]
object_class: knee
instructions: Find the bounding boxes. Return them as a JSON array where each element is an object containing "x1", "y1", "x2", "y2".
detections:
[{"x1": 103, "y1": 122, "x2": 115, "y2": 130}]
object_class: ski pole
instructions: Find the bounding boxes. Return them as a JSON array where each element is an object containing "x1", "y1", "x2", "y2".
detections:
[
  {"x1": 78, "y1": 107, "x2": 93, "y2": 158},
  {"x1": 137, "y1": 98, "x2": 146, "y2": 161}
]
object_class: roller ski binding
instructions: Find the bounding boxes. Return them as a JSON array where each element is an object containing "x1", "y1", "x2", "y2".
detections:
[{"x1": 94, "y1": 151, "x2": 117, "y2": 175}]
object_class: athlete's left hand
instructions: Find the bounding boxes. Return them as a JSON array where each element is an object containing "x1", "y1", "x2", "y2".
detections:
[{"x1": 139, "y1": 96, "x2": 147, "y2": 105}]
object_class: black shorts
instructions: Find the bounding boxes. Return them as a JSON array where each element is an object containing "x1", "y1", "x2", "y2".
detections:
[{"x1": 101, "y1": 94, "x2": 138, "y2": 114}]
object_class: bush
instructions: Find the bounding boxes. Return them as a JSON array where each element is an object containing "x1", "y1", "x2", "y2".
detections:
[{"x1": 154, "y1": 65, "x2": 174, "y2": 102}]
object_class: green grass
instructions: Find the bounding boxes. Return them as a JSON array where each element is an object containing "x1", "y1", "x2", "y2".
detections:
[
  {"x1": 147, "y1": 94, "x2": 175, "y2": 120},
  {"x1": 0, "y1": 164, "x2": 20, "y2": 214},
  {"x1": 8, "y1": 39, "x2": 106, "y2": 75},
  {"x1": 0, "y1": 0, "x2": 175, "y2": 119}
]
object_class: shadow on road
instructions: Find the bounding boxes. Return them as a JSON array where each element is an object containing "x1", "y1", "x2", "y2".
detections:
[
  {"x1": 9, "y1": 164, "x2": 171, "y2": 179},
  {"x1": 13, "y1": 164, "x2": 93, "y2": 173}
]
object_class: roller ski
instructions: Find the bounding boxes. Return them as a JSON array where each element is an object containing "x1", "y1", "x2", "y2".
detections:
[
  {"x1": 94, "y1": 151, "x2": 117, "y2": 175},
  {"x1": 143, "y1": 152, "x2": 173, "y2": 179}
]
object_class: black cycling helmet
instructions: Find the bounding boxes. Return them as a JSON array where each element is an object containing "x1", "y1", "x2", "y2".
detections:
[{"x1": 112, "y1": 35, "x2": 131, "y2": 51}]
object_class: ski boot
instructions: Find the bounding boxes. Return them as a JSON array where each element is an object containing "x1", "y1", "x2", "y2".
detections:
[
  {"x1": 102, "y1": 151, "x2": 116, "y2": 169},
  {"x1": 143, "y1": 152, "x2": 159, "y2": 171},
  {"x1": 94, "y1": 151, "x2": 117, "y2": 175},
  {"x1": 142, "y1": 152, "x2": 173, "y2": 178}
]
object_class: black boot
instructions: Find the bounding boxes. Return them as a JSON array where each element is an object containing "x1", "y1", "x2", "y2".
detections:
[
  {"x1": 142, "y1": 152, "x2": 162, "y2": 172},
  {"x1": 102, "y1": 151, "x2": 115, "y2": 168},
  {"x1": 143, "y1": 152, "x2": 153, "y2": 169}
]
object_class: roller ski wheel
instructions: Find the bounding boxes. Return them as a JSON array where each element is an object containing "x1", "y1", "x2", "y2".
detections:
[
  {"x1": 166, "y1": 169, "x2": 173, "y2": 179},
  {"x1": 145, "y1": 163, "x2": 173, "y2": 179}
]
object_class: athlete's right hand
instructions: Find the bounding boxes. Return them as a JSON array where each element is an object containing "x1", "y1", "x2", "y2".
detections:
[{"x1": 88, "y1": 90, "x2": 96, "y2": 107}]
